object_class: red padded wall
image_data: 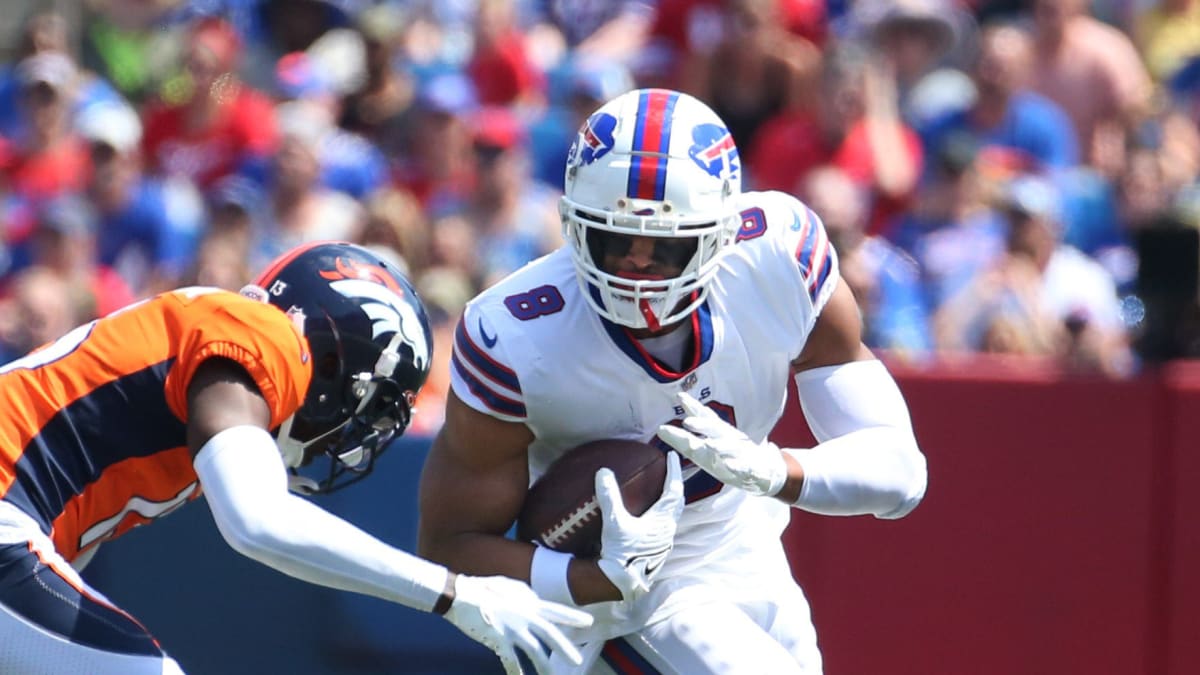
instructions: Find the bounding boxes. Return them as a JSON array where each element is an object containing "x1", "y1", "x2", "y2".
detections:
[{"x1": 773, "y1": 358, "x2": 1163, "y2": 675}]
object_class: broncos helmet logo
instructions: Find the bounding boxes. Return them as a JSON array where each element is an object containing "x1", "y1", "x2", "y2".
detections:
[
  {"x1": 318, "y1": 256, "x2": 431, "y2": 372},
  {"x1": 688, "y1": 123, "x2": 739, "y2": 179},
  {"x1": 574, "y1": 112, "x2": 617, "y2": 166},
  {"x1": 328, "y1": 278, "x2": 431, "y2": 371}
]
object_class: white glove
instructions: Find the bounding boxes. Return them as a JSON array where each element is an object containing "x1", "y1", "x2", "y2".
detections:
[
  {"x1": 656, "y1": 392, "x2": 788, "y2": 497},
  {"x1": 444, "y1": 573, "x2": 594, "y2": 675},
  {"x1": 595, "y1": 451, "x2": 684, "y2": 602}
]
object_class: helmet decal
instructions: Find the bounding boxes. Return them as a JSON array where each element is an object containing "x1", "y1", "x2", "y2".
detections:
[
  {"x1": 328, "y1": 277, "x2": 430, "y2": 369},
  {"x1": 318, "y1": 256, "x2": 404, "y2": 294},
  {"x1": 688, "y1": 123, "x2": 739, "y2": 180},
  {"x1": 573, "y1": 111, "x2": 617, "y2": 167},
  {"x1": 626, "y1": 89, "x2": 679, "y2": 200}
]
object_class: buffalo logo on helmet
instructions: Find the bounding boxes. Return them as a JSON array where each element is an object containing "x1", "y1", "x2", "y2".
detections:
[
  {"x1": 570, "y1": 111, "x2": 617, "y2": 167},
  {"x1": 319, "y1": 256, "x2": 431, "y2": 371},
  {"x1": 688, "y1": 123, "x2": 739, "y2": 179}
]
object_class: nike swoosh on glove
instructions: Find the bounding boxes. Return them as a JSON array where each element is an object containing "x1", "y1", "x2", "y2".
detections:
[
  {"x1": 444, "y1": 574, "x2": 594, "y2": 675},
  {"x1": 595, "y1": 451, "x2": 684, "y2": 602},
  {"x1": 656, "y1": 392, "x2": 788, "y2": 497}
]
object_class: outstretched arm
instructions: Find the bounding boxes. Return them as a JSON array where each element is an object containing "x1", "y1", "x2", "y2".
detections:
[{"x1": 186, "y1": 358, "x2": 590, "y2": 673}]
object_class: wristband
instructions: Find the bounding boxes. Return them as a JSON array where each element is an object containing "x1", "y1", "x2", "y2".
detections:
[
  {"x1": 530, "y1": 546, "x2": 575, "y2": 606},
  {"x1": 432, "y1": 571, "x2": 457, "y2": 615}
]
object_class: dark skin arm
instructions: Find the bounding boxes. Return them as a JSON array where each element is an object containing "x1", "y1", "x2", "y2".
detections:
[
  {"x1": 775, "y1": 276, "x2": 877, "y2": 503},
  {"x1": 417, "y1": 390, "x2": 623, "y2": 605},
  {"x1": 185, "y1": 358, "x2": 272, "y2": 457}
]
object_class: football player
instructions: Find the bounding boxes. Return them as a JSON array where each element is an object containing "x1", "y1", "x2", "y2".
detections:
[
  {"x1": 417, "y1": 89, "x2": 928, "y2": 672},
  {"x1": 0, "y1": 242, "x2": 591, "y2": 674}
]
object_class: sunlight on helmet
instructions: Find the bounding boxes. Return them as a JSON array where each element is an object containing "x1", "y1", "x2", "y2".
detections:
[{"x1": 561, "y1": 89, "x2": 742, "y2": 330}]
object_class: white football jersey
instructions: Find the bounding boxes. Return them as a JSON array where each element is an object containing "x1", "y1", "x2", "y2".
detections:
[{"x1": 450, "y1": 189, "x2": 838, "y2": 633}]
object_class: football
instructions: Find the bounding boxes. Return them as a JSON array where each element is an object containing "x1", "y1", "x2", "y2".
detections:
[{"x1": 515, "y1": 438, "x2": 668, "y2": 557}]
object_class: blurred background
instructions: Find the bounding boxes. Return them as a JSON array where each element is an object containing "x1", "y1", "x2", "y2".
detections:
[{"x1": 0, "y1": 0, "x2": 1197, "y2": 673}]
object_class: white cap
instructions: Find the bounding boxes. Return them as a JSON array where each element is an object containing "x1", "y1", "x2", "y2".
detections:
[{"x1": 77, "y1": 101, "x2": 143, "y2": 154}]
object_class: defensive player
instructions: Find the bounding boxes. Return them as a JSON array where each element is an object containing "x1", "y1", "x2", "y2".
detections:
[
  {"x1": 417, "y1": 89, "x2": 928, "y2": 673},
  {"x1": 0, "y1": 242, "x2": 591, "y2": 674}
]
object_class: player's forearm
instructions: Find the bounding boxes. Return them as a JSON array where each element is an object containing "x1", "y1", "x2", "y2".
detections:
[
  {"x1": 422, "y1": 531, "x2": 622, "y2": 605},
  {"x1": 194, "y1": 425, "x2": 448, "y2": 612},
  {"x1": 780, "y1": 426, "x2": 926, "y2": 518},
  {"x1": 788, "y1": 359, "x2": 928, "y2": 519},
  {"x1": 226, "y1": 495, "x2": 451, "y2": 608}
]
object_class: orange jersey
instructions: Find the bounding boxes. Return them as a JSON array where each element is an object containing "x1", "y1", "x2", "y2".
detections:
[{"x1": 0, "y1": 288, "x2": 312, "y2": 562}]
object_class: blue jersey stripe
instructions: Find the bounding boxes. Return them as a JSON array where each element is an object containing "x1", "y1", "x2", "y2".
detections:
[
  {"x1": 453, "y1": 320, "x2": 521, "y2": 393},
  {"x1": 451, "y1": 354, "x2": 526, "y2": 418},
  {"x1": 2, "y1": 360, "x2": 183, "y2": 534}
]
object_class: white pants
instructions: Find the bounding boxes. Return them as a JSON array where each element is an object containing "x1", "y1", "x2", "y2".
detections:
[
  {"x1": 0, "y1": 501, "x2": 184, "y2": 675},
  {"x1": 581, "y1": 582, "x2": 822, "y2": 675}
]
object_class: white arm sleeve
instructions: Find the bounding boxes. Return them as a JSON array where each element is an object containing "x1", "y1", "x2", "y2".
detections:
[
  {"x1": 786, "y1": 360, "x2": 928, "y2": 519},
  {"x1": 193, "y1": 425, "x2": 449, "y2": 611}
]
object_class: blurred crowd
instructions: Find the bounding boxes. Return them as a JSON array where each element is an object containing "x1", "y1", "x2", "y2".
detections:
[{"x1": 2, "y1": 0, "x2": 1199, "y2": 426}]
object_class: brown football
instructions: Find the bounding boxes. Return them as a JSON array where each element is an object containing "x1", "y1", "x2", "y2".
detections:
[{"x1": 516, "y1": 438, "x2": 667, "y2": 557}]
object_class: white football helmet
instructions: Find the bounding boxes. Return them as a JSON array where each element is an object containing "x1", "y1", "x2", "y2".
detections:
[{"x1": 561, "y1": 88, "x2": 742, "y2": 331}]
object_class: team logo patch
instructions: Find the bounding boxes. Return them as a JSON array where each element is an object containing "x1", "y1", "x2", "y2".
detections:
[
  {"x1": 575, "y1": 112, "x2": 617, "y2": 166},
  {"x1": 688, "y1": 123, "x2": 739, "y2": 179}
]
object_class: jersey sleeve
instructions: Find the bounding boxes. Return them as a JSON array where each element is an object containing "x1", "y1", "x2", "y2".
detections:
[
  {"x1": 448, "y1": 302, "x2": 527, "y2": 423},
  {"x1": 774, "y1": 193, "x2": 840, "y2": 320},
  {"x1": 758, "y1": 189, "x2": 844, "y2": 319},
  {"x1": 165, "y1": 291, "x2": 312, "y2": 430}
]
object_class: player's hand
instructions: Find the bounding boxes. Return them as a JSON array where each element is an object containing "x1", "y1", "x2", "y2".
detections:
[
  {"x1": 595, "y1": 451, "x2": 684, "y2": 602},
  {"x1": 444, "y1": 574, "x2": 593, "y2": 675},
  {"x1": 656, "y1": 392, "x2": 788, "y2": 497}
]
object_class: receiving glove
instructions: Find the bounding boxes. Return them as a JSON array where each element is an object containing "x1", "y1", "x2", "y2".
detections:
[
  {"x1": 595, "y1": 451, "x2": 684, "y2": 602},
  {"x1": 443, "y1": 573, "x2": 594, "y2": 675},
  {"x1": 656, "y1": 392, "x2": 788, "y2": 497}
]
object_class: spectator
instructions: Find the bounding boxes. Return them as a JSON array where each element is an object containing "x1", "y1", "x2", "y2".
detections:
[
  {"x1": 392, "y1": 72, "x2": 478, "y2": 214},
  {"x1": 526, "y1": 0, "x2": 657, "y2": 68},
  {"x1": 801, "y1": 165, "x2": 932, "y2": 355},
  {"x1": 0, "y1": 10, "x2": 123, "y2": 139},
  {"x1": 888, "y1": 131, "x2": 1008, "y2": 313},
  {"x1": 79, "y1": 0, "x2": 189, "y2": 104},
  {"x1": 467, "y1": 0, "x2": 545, "y2": 107},
  {"x1": 267, "y1": 50, "x2": 388, "y2": 199},
  {"x1": 79, "y1": 101, "x2": 204, "y2": 299},
  {"x1": 248, "y1": 100, "x2": 364, "y2": 271},
  {"x1": 142, "y1": 17, "x2": 278, "y2": 190},
  {"x1": 747, "y1": 42, "x2": 922, "y2": 235},
  {"x1": 240, "y1": 0, "x2": 360, "y2": 93},
  {"x1": 527, "y1": 55, "x2": 634, "y2": 189},
  {"x1": 1134, "y1": 0, "x2": 1200, "y2": 83},
  {"x1": 684, "y1": 0, "x2": 820, "y2": 154},
  {"x1": 340, "y1": 3, "x2": 417, "y2": 160},
  {"x1": 934, "y1": 174, "x2": 1131, "y2": 376},
  {"x1": 2, "y1": 53, "x2": 91, "y2": 203},
  {"x1": 26, "y1": 196, "x2": 134, "y2": 322},
  {"x1": 1027, "y1": 0, "x2": 1152, "y2": 168},
  {"x1": 919, "y1": 23, "x2": 1078, "y2": 174},
  {"x1": 863, "y1": 0, "x2": 977, "y2": 129},
  {"x1": 360, "y1": 187, "x2": 433, "y2": 278},
  {"x1": 455, "y1": 106, "x2": 559, "y2": 286},
  {"x1": 0, "y1": 266, "x2": 77, "y2": 364}
]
